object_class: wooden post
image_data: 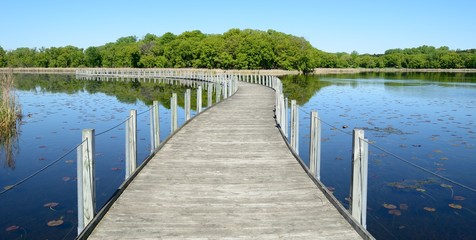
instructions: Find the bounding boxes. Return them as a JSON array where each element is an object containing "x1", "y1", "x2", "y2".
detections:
[
  {"x1": 125, "y1": 110, "x2": 137, "y2": 179},
  {"x1": 207, "y1": 83, "x2": 213, "y2": 107},
  {"x1": 171, "y1": 93, "x2": 178, "y2": 132},
  {"x1": 216, "y1": 82, "x2": 221, "y2": 103},
  {"x1": 350, "y1": 129, "x2": 368, "y2": 229},
  {"x1": 76, "y1": 146, "x2": 83, "y2": 235},
  {"x1": 309, "y1": 110, "x2": 321, "y2": 180},
  {"x1": 78, "y1": 129, "x2": 96, "y2": 233},
  {"x1": 185, "y1": 89, "x2": 191, "y2": 120},
  {"x1": 149, "y1": 105, "x2": 155, "y2": 154},
  {"x1": 284, "y1": 97, "x2": 289, "y2": 138},
  {"x1": 197, "y1": 86, "x2": 202, "y2": 113},
  {"x1": 153, "y1": 101, "x2": 160, "y2": 148},
  {"x1": 223, "y1": 80, "x2": 228, "y2": 99},
  {"x1": 290, "y1": 100, "x2": 299, "y2": 152},
  {"x1": 280, "y1": 94, "x2": 286, "y2": 135}
]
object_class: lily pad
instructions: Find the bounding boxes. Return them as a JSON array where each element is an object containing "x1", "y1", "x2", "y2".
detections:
[
  {"x1": 388, "y1": 209, "x2": 402, "y2": 216},
  {"x1": 440, "y1": 183, "x2": 453, "y2": 188},
  {"x1": 449, "y1": 203, "x2": 462, "y2": 209},
  {"x1": 383, "y1": 203, "x2": 397, "y2": 209},
  {"x1": 5, "y1": 225, "x2": 19, "y2": 231},
  {"x1": 43, "y1": 202, "x2": 59, "y2": 208},
  {"x1": 47, "y1": 219, "x2": 64, "y2": 227},
  {"x1": 424, "y1": 207, "x2": 436, "y2": 212}
]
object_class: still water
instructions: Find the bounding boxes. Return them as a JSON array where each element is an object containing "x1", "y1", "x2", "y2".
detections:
[
  {"x1": 281, "y1": 72, "x2": 476, "y2": 240},
  {"x1": 0, "y1": 74, "x2": 199, "y2": 239},
  {"x1": 1, "y1": 72, "x2": 475, "y2": 239}
]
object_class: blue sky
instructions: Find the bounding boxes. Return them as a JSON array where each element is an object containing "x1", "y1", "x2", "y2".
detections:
[{"x1": 0, "y1": 0, "x2": 474, "y2": 54}]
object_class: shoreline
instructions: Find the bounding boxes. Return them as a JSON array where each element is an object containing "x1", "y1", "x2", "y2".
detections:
[
  {"x1": 1, "y1": 67, "x2": 476, "y2": 75},
  {"x1": 312, "y1": 68, "x2": 476, "y2": 74}
]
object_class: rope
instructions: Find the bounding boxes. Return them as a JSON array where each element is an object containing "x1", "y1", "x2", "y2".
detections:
[
  {"x1": 298, "y1": 107, "x2": 353, "y2": 136},
  {"x1": 137, "y1": 106, "x2": 152, "y2": 116},
  {"x1": 297, "y1": 106, "x2": 476, "y2": 194},
  {"x1": 364, "y1": 138, "x2": 476, "y2": 193},
  {"x1": 0, "y1": 139, "x2": 88, "y2": 196},
  {"x1": 95, "y1": 116, "x2": 131, "y2": 137}
]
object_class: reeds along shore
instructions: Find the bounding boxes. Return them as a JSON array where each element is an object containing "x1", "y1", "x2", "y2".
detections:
[{"x1": 0, "y1": 71, "x2": 21, "y2": 168}]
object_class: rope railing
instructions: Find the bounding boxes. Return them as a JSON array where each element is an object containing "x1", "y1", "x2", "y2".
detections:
[
  {"x1": 296, "y1": 105, "x2": 476, "y2": 194},
  {"x1": 0, "y1": 139, "x2": 87, "y2": 196},
  {"x1": 242, "y1": 74, "x2": 476, "y2": 235},
  {"x1": 75, "y1": 69, "x2": 241, "y2": 238}
]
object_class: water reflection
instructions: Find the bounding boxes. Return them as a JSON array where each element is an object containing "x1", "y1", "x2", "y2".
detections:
[
  {"x1": 283, "y1": 72, "x2": 476, "y2": 240},
  {"x1": 280, "y1": 74, "x2": 332, "y2": 105},
  {"x1": 0, "y1": 72, "x2": 21, "y2": 169},
  {"x1": 14, "y1": 74, "x2": 194, "y2": 108},
  {"x1": 0, "y1": 127, "x2": 19, "y2": 169}
]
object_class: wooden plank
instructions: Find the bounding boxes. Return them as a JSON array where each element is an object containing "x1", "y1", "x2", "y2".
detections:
[{"x1": 85, "y1": 82, "x2": 368, "y2": 239}]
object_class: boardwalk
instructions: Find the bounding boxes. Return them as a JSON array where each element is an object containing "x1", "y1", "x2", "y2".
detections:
[{"x1": 86, "y1": 82, "x2": 365, "y2": 239}]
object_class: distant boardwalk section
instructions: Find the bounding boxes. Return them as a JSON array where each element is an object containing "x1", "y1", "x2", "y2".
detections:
[{"x1": 83, "y1": 77, "x2": 369, "y2": 239}]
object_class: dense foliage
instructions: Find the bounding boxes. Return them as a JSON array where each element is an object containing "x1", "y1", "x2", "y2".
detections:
[{"x1": 1, "y1": 29, "x2": 475, "y2": 72}]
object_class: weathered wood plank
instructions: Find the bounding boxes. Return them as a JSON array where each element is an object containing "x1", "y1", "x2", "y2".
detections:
[{"x1": 87, "y1": 82, "x2": 365, "y2": 239}]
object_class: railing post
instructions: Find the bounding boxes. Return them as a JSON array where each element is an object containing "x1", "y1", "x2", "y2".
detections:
[
  {"x1": 78, "y1": 129, "x2": 96, "y2": 234},
  {"x1": 185, "y1": 89, "x2": 191, "y2": 120},
  {"x1": 216, "y1": 82, "x2": 221, "y2": 103},
  {"x1": 149, "y1": 105, "x2": 155, "y2": 154},
  {"x1": 153, "y1": 101, "x2": 160, "y2": 148},
  {"x1": 77, "y1": 147, "x2": 83, "y2": 235},
  {"x1": 223, "y1": 80, "x2": 228, "y2": 99},
  {"x1": 197, "y1": 86, "x2": 202, "y2": 113},
  {"x1": 290, "y1": 100, "x2": 299, "y2": 152},
  {"x1": 171, "y1": 93, "x2": 178, "y2": 132},
  {"x1": 284, "y1": 97, "x2": 289, "y2": 139},
  {"x1": 125, "y1": 110, "x2": 137, "y2": 179},
  {"x1": 309, "y1": 110, "x2": 321, "y2": 180},
  {"x1": 280, "y1": 94, "x2": 286, "y2": 135},
  {"x1": 350, "y1": 129, "x2": 368, "y2": 229},
  {"x1": 207, "y1": 83, "x2": 213, "y2": 107}
]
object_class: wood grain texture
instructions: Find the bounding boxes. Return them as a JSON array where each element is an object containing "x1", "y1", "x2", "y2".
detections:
[{"x1": 87, "y1": 82, "x2": 363, "y2": 239}]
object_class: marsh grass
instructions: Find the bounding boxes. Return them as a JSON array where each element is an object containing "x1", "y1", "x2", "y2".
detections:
[{"x1": 0, "y1": 70, "x2": 21, "y2": 168}]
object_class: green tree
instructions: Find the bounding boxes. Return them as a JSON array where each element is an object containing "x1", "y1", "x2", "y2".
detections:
[
  {"x1": 85, "y1": 46, "x2": 102, "y2": 67},
  {"x1": 358, "y1": 55, "x2": 377, "y2": 68},
  {"x1": 0, "y1": 46, "x2": 7, "y2": 67},
  {"x1": 7, "y1": 47, "x2": 38, "y2": 67}
]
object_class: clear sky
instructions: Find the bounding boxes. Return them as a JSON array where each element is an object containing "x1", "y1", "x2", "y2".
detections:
[{"x1": 0, "y1": 0, "x2": 475, "y2": 54}]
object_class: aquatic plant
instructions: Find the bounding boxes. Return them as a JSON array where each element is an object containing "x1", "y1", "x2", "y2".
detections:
[{"x1": 0, "y1": 70, "x2": 22, "y2": 168}]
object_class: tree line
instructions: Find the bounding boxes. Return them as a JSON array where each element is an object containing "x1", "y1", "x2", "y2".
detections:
[{"x1": 0, "y1": 29, "x2": 475, "y2": 72}]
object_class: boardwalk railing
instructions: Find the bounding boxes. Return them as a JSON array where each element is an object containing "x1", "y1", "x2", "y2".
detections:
[
  {"x1": 75, "y1": 69, "x2": 241, "y2": 235},
  {"x1": 238, "y1": 73, "x2": 371, "y2": 232},
  {"x1": 74, "y1": 68, "x2": 371, "y2": 238}
]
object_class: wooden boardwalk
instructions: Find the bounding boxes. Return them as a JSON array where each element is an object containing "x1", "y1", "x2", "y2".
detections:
[{"x1": 86, "y1": 82, "x2": 367, "y2": 239}]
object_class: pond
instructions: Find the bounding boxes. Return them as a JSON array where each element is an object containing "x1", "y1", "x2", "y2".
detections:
[
  {"x1": 0, "y1": 74, "x2": 208, "y2": 240},
  {"x1": 281, "y1": 72, "x2": 476, "y2": 240},
  {"x1": 1, "y1": 72, "x2": 475, "y2": 239}
]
